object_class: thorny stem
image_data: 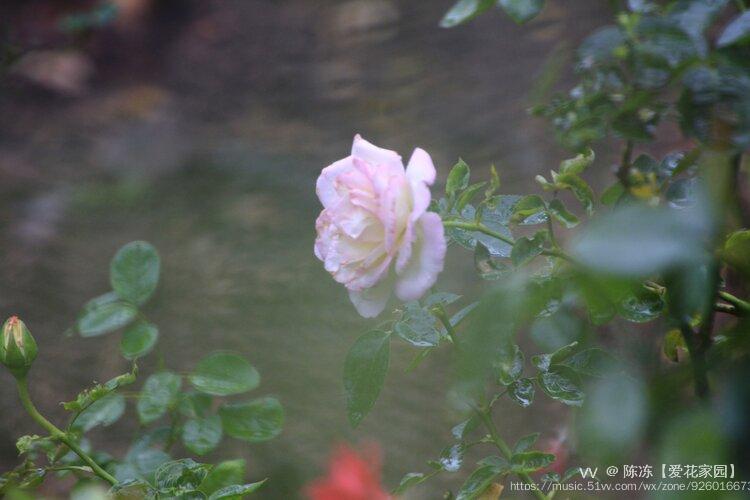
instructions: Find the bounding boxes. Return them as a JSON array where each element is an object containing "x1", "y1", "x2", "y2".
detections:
[
  {"x1": 476, "y1": 407, "x2": 549, "y2": 500},
  {"x1": 16, "y1": 378, "x2": 117, "y2": 486}
]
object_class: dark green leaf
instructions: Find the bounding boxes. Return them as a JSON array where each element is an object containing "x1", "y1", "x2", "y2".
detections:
[
  {"x1": 120, "y1": 321, "x2": 158, "y2": 360},
  {"x1": 494, "y1": 344, "x2": 524, "y2": 385},
  {"x1": 199, "y1": 459, "x2": 245, "y2": 496},
  {"x1": 343, "y1": 330, "x2": 390, "y2": 428},
  {"x1": 511, "y1": 230, "x2": 548, "y2": 267},
  {"x1": 717, "y1": 11, "x2": 750, "y2": 47},
  {"x1": 440, "y1": 0, "x2": 494, "y2": 28},
  {"x1": 394, "y1": 303, "x2": 440, "y2": 347},
  {"x1": 498, "y1": 0, "x2": 545, "y2": 24},
  {"x1": 547, "y1": 199, "x2": 579, "y2": 228},
  {"x1": 110, "y1": 241, "x2": 160, "y2": 305},
  {"x1": 77, "y1": 294, "x2": 137, "y2": 337},
  {"x1": 179, "y1": 392, "x2": 213, "y2": 419},
  {"x1": 219, "y1": 397, "x2": 284, "y2": 442},
  {"x1": 137, "y1": 372, "x2": 182, "y2": 424},
  {"x1": 513, "y1": 433, "x2": 540, "y2": 454},
  {"x1": 457, "y1": 182, "x2": 488, "y2": 212},
  {"x1": 456, "y1": 464, "x2": 503, "y2": 500},
  {"x1": 190, "y1": 352, "x2": 260, "y2": 396},
  {"x1": 474, "y1": 242, "x2": 510, "y2": 280},
  {"x1": 618, "y1": 288, "x2": 664, "y2": 323},
  {"x1": 182, "y1": 415, "x2": 223, "y2": 456},
  {"x1": 511, "y1": 451, "x2": 555, "y2": 473},
  {"x1": 73, "y1": 394, "x2": 125, "y2": 431},
  {"x1": 537, "y1": 366, "x2": 584, "y2": 406},
  {"x1": 208, "y1": 481, "x2": 266, "y2": 499},
  {"x1": 452, "y1": 416, "x2": 480, "y2": 440},
  {"x1": 155, "y1": 459, "x2": 210, "y2": 490},
  {"x1": 509, "y1": 378, "x2": 535, "y2": 407},
  {"x1": 532, "y1": 341, "x2": 579, "y2": 372}
]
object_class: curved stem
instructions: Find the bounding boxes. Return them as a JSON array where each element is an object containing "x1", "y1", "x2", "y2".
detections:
[
  {"x1": 476, "y1": 408, "x2": 548, "y2": 500},
  {"x1": 16, "y1": 378, "x2": 117, "y2": 486},
  {"x1": 718, "y1": 291, "x2": 750, "y2": 316}
]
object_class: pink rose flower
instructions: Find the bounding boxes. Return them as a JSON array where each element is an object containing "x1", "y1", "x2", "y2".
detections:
[{"x1": 315, "y1": 135, "x2": 446, "y2": 317}]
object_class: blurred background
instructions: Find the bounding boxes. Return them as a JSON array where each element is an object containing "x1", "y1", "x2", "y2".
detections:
[{"x1": 0, "y1": 1, "x2": 632, "y2": 497}]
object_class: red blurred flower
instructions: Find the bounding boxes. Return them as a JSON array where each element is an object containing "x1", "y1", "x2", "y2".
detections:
[
  {"x1": 539, "y1": 431, "x2": 569, "y2": 476},
  {"x1": 306, "y1": 444, "x2": 391, "y2": 500}
]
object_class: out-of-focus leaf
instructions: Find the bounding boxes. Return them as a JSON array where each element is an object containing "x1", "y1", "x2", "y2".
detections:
[
  {"x1": 456, "y1": 464, "x2": 505, "y2": 500},
  {"x1": 618, "y1": 287, "x2": 664, "y2": 323},
  {"x1": 547, "y1": 199, "x2": 579, "y2": 228},
  {"x1": 511, "y1": 230, "x2": 549, "y2": 267},
  {"x1": 717, "y1": 11, "x2": 750, "y2": 47},
  {"x1": 509, "y1": 378, "x2": 535, "y2": 407},
  {"x1": 199, "y1": 459, "x2": 245, "y2": 496},
  {"x1": 438, "y1": 443, "x2": 467, "y2": 472},
  {"x1": 343, "y1": 330, "x2": 390, "y2": 428},
  {"x1": 440, "y1": 0, "x2": 495, "y2": 28},
  {"x1": 559, "y1": 148, "x2": 595, "y2": 175},
  {"x1": 663, "y1": 328, "x2": 687, "y2": 363},
  {"x1": 513, "y1": 433, "x2": 540, "y2": 454},
  {"x1": 394, "y1": 302, "x2": 440, "y2": 347},
  {"x1": 120, "y1": 321, "x2": 158, "y2": 360},
  {"x1": 137, "y1": 372, "x2": 182, "y2": 424},
  {"x1": 561, "y1": 348, "x2": 614, "y2": 377},
  {"x1": 394, "y1": 472, "x2": 428, "y2": 494},
  {"x1": 182, "y1": 416, "x2": 222, "y2": 456},
  {"x1": 600, "y1": 182, "x2": 625, "y2": 206},
  {"x1": 530, "y1": 311, "x2": 584, "y2": 352},
  {"x1": 219, "y1": 397, "x2": 284, "y2": 443},
  {"x1": 555, "y1": 173, "x2": 594, "y2": 214},
  {"x1": 723, "y1": 230, "x2": 750, "y2": 277},
  {"x1": 510, "y1": 451, "x2": 555, "y2": 473},
  {"x1": 73, "y1": 394, "x2": 125, "y2": 432},
  {"x1": 208, "y1": 481, "x2": 266, "y2": 499},
  {"x1": 498, "y1": 0, "x2": 545, "y2": 24},
  {"x1": 189, "y1": 352, "x2": 260, "y2": 396},
  {"x1": 474, "y1": 242, "x2": 510, "y2": 280},
  {"x1": 494, "y1": 344, "x2": 524, "y2": 385},
  {"x1": 77, "y1": 293, "x2": 137, "y2": 337},
  {"x1": 537, "y1": 366, "x2": 584, "y2": 406},
  {"x1": 110, "y1": 241, "x2": 160, "y2": 305}
]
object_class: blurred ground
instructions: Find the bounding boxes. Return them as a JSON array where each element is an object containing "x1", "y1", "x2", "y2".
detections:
[{"x1": 0, "y1": 1, "x2": 611, "y2": 497}]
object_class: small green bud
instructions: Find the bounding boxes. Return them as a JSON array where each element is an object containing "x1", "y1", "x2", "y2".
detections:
[{"x1": 1, "y1": 316, "x2": 38, "y2": 378}]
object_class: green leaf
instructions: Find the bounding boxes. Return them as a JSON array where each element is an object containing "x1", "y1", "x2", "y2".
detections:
[
  {"x1": 559, "y1": 148, "x2": 595, "y2": 175},
  {"x1": 498, "y1": 0, "x2": 545, "y2": 24},
  {"x1": 77, "y1": 294, "x2": 137, "y2": 337},
  {"x1": 561, "y1": 348, "x2": 614, "y2": 377},
  {"x1": 511, "y1": 451, "x2": 555, "y2": 473},
  {"x1": 537, "y1": 366, "x2": 584, "y2": 406},
  {"x1": 494, "y1": 344, "x2": 524, "y2": 385},
  {"x1": 423, "y1": 292, "x2": 461, "y2": 308},
  {"x1": 663, "y1": 329, "x2": 686, "y2": 363},
  {"x1": 511, "y1": 230, "x2": 548, "y2": 267},
  {"x1": 179, "y1": 392, "x2": 213, "y2": 419},
  {"x1": 137, "y1": 372, "x2": 182, "y2": 424},
  {"x1": 219, "y1": 396, "x2": 284, "y2": 442},
  {"x1": 73, "y1": 393, "x2": 125, "y2": 431},
  {"x1": 510, "y1": 195, "x2": 548, "y2": 224},
  {"x1": 446, "y1": 159, "x2": 471, "y2": 196},
  {"x1": 532, "y1": 341, "x2": 579, "y2": 372},
  {"x1": 440, "y1": 0, "x2": 494, "y2": 28},
  {"x1": 199, "y1": 459, "x2": 245, "y2": 496},
  {"x1": 63, "y1": 366, "x2": 137, "y2": 413},
  {"x1": 513, "y1": 433, "x2": 540, "y2": 454},
  {"x1": 155, "y1": 459, "x2": 210, "y2": 490},
  {"x1": 509, "y1": 378, "x2": 535, "y2": 407},
  {"x1": 456, "y1": 182, "x2": 488, "y2": 212},
  {"x1": 555, "y1": 173, "x2": 594, "y2": 214},
  {"x1": 393, "y1": 472, "x2": 428, "y2": 494},
  {"x1": 343, "y1": 330, "x2": 390, "y2": 428},
  {"x1": 723, "y1": 229, "x2": 750, "y2": 277},
  {"x1": 110, "y1": 241, "x2": 160, "y2": 305},
  {"x1": 182, "y1": 415, "x2": 223, "y2": 456},
  {"x1": 208, "y1": 481, "x2": 266, "y2": 499},
  {"x1": 717, "y1": 11, "x2": 750, "y2": 47},
  {"x1": 452, "y1": 416, "x2": 480, "y2": 440},
  {"x1": 547, "y1": 199, "x2": 579, "y2": 228},
  {"x1": 189, "y1": 352, "x2": 260, "y2": 396},
  {"x1": 120, "y1": 321, "x2": 158, "y2": 360},
  {"x1": 456, "y1": 464, "x2": 503, "y2": 500},
  {"x1": 617, "y1": 288, "x2": 664, "y2": 323},
  {"x1": 394, "y1": 302, "x2": 440, "y2": 347},
  {"x1": 600, "y1": 182, "x2": 625, "y2": 206}
]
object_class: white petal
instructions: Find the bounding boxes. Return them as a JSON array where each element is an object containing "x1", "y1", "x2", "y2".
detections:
[
  {"x1": 352, "y1": 134, "x2": 403, "y2": 171},
  {"x1": 348, "y1": 276, "x2": 393, "y2": 318},
  {"x1": 395, "y1": 212, "x2": 446, "y2": 301}
]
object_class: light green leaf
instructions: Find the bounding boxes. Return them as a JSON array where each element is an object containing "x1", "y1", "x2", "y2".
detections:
[
  {"x1": 723, "y1": 229, "x2": 750, "y2": 277},
  {"x1": 511, "y1": 230, "x2": 548, "y2": 267},
  {"x1": 510, "y1": 195, "x2": 548, "y2": 224},
  {"x1": 77, "y1": 294, "x2": 137, "y2": 337},
  {"x1": 110, "y1": 241, "x2": 160, "y2": 305},
  {"x1": 440, "y1": 0, "x2": 495, "y2": 28},
  {"x1": 199, "y1": 459, "x2": 246, "y2": 496},
  {"x1": 547, "y1": 199, "x2": 579, "y2": 228},
  {"x1": 559, "y1": 148, "x2": 595, "y2": 175},
  {"x1": 137, "y1": 372, "x2": 182, "y2": 424},
  {"x1": 219, "y1": 397, "x2": 284, "y2": 442},
  {"x1": 600, "y1": 182, "x2": 625, "y2": 206},
  {"x1": 498, "y1": 0, "x2": 545, "y2": 25},
  {"x1": 343, "y1": 330, "x2": 390, "y2": 428},
  {"x1": 446, "y1": 159, "x2": 471, "y2": 196},
  {"x1": 532, "y1": 341, "x2": 579, "y2": 372},
  {"x1": 189, "y1": 352, "x2": 260, "y2": 396},
  {"x1": 663, "y1": 329, "x2": 686, "y2": 363},
  {"x1": 208, "y1": 481, "x2": 266, "y2": 499},
  {"x1": 394, "y1": 302, "x2": 440, "y2": 347},
  {"x1": 511, "y1": 451, "x2": 555, "y2": 473},
  {"x1": 555, "y1": 173, "x2": 594, "y2": 214},
  {"x1": 393, "y1": 472, "x2": 428, "y2": 494},
  {"x1": 182, "y1": 415, "x2": 223, "y2": 456},
  {"x1": 73, "y1": 393, "x2": 125, "y2": 431},
  {"x1": 120, "y1": 321, "x2": 158, "y2": 360}
]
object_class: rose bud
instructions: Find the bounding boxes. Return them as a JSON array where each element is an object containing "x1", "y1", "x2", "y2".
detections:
[{"x1": 0, "y1": 316, "x2": 38, "y2": 378}]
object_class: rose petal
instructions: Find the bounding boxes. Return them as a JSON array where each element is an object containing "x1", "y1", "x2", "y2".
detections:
[
  {"x1": 406, "y1": 147, "x2": 436, "y2": 186},
  {"x1": 395, "y1": 212, "x2": 446, "y2": 301},
  {"x1": 349, "y1": 275, "x2": 393, "y2": 318},
  {"x1": 352, "y1": 134, "x2": 403, "y2": 172},
  {"x1": 317, "y1": 156, "x2": 355, "y2": 210}
]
